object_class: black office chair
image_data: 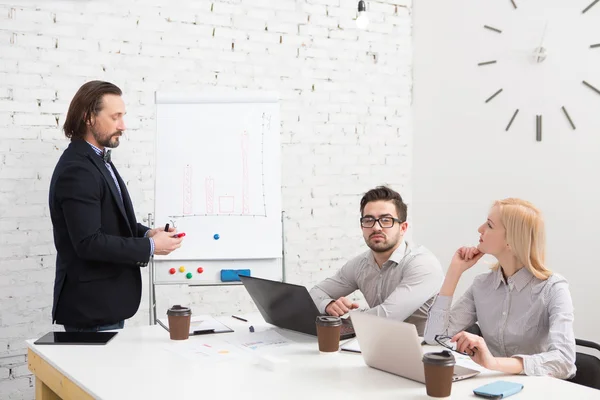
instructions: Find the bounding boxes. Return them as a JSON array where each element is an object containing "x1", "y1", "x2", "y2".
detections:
[
  {"x1": 569, "y1": 339, "x2": 600, "y2": 390},
  {"x1": 465, "y1": 323, "x2": 482, "y2": 337}
]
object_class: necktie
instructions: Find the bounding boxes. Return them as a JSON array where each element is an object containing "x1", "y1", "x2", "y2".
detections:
[{"x1": 103, "y1": 149, "x2": 112, "y2": 163}]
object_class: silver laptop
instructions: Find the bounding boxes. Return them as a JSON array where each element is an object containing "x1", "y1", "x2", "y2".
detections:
[{"x1": 351, "y1": 312, "x2": 480, "y2": 383}]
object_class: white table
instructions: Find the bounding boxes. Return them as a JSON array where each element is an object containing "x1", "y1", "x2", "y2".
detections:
[{"x1": 27, "y1": 314, "x2": 600, "y2": 399}]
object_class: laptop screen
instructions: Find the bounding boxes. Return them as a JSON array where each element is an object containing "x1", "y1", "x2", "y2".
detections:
[{"x1": 239, "y1": 275, "x2": 322, "y2": 336}]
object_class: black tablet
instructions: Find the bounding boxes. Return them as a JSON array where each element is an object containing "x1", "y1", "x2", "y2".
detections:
[{"x1": 34, "y1": 331, "x2": 118, "y2": 345}]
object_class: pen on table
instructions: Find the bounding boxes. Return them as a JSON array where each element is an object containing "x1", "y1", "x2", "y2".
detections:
[{"x1": 232, "y1": 315, "x2": 248, "y2": 322}]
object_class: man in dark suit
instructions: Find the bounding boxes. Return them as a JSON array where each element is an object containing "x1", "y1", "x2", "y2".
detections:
[{"x1": 49, "y1": 80, "x2": 183, "y2": 332}]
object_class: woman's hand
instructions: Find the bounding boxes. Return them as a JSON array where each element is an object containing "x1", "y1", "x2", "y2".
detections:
[
  {"x1": 451, "y1": 331, "x2": 498, "y2": 370},
  {"x1": 449, "y1": 247, "x2": 484, "y2": 274}
]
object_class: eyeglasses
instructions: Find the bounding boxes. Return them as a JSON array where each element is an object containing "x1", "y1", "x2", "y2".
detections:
[
  {"x1": 360, "y1": 216, "x2": 403, "y2": 229},
  {"x1": 434, "y1": 335, "x2": 472, "y2": 356}
]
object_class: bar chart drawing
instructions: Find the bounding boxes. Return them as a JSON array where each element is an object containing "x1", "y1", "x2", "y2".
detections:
[
  {"x1": 205, "y1": 177, "x2": 214, "y2": 214},
  {"x1": 218, "y1": 196, "x2": 235, "y2": 214},
  {"x1": 182, "y1": 164, "x2": 193, "y2": 215},
  {"x1": 169, "y1": 118, "x2": 270, "y2": 218},
  {"x1": 155, "y1": 93, "x2": 281, "y2": 261},
  {"x1": 241, "y1": 130, "x2": 250, "y2": 215}
]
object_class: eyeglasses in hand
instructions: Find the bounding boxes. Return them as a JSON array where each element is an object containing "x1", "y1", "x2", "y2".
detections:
[{"x1": 434, "y1": 335, "x2": 474, "y2": 356}]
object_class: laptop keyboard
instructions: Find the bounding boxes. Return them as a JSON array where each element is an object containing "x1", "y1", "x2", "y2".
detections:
[{"x1": 340, "y1": 320, "x2": 355, "y2": 336}]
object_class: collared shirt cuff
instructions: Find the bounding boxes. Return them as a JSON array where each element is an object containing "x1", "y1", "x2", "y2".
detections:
[
  {"x1": 424, "y1": 295, "x2": 453, "y2": 344},
  {"x1": 144, "y1": 229, "x2": 151, "y2": 238},
  {"x1": 511, "y1": 355, "x2": 529, "y2": 375},
  {"x1": 319, "y1": 299, "x2": 334, "y2": 314},
  {"x1": 149, "y1": 237, "x2": 155, "y2": 257},
  {"x1": 432, "y1": 294, "x2": 453, "y2": 311}
]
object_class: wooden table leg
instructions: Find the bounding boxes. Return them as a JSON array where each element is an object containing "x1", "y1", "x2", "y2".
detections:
[
  {"x1": 35, "y1": 378, "x2": 61, "y2": 400},
  {"x1": 28, "y1": 348, "x2": 94, "y2": 400}
]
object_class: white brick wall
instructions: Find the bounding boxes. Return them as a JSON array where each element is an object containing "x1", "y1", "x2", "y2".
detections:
[{"x1": 0, "y1": 0, "x2": 412, "y2": 398}]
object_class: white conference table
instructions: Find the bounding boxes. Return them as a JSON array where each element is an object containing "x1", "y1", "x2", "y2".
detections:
[{"x1": 26, "y1": 314, "x2": 600, "y2": 400}]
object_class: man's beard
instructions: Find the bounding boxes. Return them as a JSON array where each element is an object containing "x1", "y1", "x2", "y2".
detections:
[
  {"x1": 93, "y1": 129, "x2": 122, "y2": 148},
  {"x1": 365, "y1": 234, "x2": 398, "y2": 253}
]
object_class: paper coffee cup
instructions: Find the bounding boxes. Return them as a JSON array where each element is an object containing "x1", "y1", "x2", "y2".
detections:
[
  {"x1": 166, "y1": 305, "x2": 192, "y2": 340},
  {"x1": 422, "y1": 350, "x2": 455, "y2": 398},
  {"x1": 315, "y1": 316, "x2": 342, "y2": 352}
]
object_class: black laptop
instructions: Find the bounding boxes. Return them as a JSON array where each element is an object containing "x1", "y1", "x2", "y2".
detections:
[{"x1": 239, "y1": 275, "x2": 355, "y2": 340}]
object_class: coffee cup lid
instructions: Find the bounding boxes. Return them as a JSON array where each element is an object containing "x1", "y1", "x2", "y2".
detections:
[
  {"x1": 167, "y1": 305, "x2": 192, "y2": 317},
  {"x1": 422, "y1": 350, "x2": 456, "y2": 366},
  {"x1": 315, "y1": 316, "x2": 342, "y2": 326}
]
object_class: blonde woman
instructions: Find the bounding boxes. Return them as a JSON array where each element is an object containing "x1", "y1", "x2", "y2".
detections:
[{"x1": 424, "y1": 198, "x2": 576, "y2": 379}]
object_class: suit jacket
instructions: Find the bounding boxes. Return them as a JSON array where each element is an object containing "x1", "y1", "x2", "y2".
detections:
[{"x1": 49, "y1": 139, "x2": 151, "y2": 328}]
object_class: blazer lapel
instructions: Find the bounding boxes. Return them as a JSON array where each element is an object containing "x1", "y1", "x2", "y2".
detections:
[
  {"x1": 87, "y1": 154, "x2": 133, "y2": 235},
  {"x1": 110, "y1": 163, "x2": 138, "y2": 231}
]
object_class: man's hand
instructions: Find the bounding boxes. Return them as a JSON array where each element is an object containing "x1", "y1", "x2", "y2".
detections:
[
  {"x1": 152, "y1": 230, "x2": 183, "y2": 255},
  {"x1": 147, "y1": 225, "x2": 175, "y2": 238},
  {"x1": 451, "y1": 331, "x2": 498, "y2": 370},
  {"x1": 325, "y1": 297, "x2": 359, "y2": 317}
]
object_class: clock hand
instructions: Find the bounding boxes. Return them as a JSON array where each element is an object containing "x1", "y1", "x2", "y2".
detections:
[
  {"x1": 538, "y1": 21, "x2": 548, "y2": 49},
  {"x1": 534, "y1": 21, "x2": 549, "y2": 63}
]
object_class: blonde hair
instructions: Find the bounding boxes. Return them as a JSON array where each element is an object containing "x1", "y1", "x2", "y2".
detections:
[{"x1": 491, "y1": 198, "x2": 552, "y2": 280}]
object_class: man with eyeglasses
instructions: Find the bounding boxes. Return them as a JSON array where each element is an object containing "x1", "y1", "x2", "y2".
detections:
[{"x1": 309, "y1": 186, "x2": 443, "y2": 335}]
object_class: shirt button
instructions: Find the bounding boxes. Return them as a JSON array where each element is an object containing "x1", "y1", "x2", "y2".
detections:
[{"x1": 502, "y1": 312, "x2": 507, "y2": 316}]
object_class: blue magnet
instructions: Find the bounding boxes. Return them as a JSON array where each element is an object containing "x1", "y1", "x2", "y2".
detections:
[
  {"x1": 249, "y1": 326, "x2": 255, "y2": 333},
  {"x1": 213, "y1": 234, "x2": 220, "y2": 240}
]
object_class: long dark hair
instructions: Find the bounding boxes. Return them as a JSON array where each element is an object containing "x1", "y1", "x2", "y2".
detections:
[{"x1": 63, "y1": 80, "x2": 122, "y2": 140}]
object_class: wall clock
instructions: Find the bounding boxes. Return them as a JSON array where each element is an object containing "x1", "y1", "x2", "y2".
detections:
[{"x1": 478, "y1": 0, "x2": 600, "y2": 141}]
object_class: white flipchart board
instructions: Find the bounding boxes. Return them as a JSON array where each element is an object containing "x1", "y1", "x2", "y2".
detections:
[{"x1": 153, "y1": 92, "x2": 282, "y2": 285}]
